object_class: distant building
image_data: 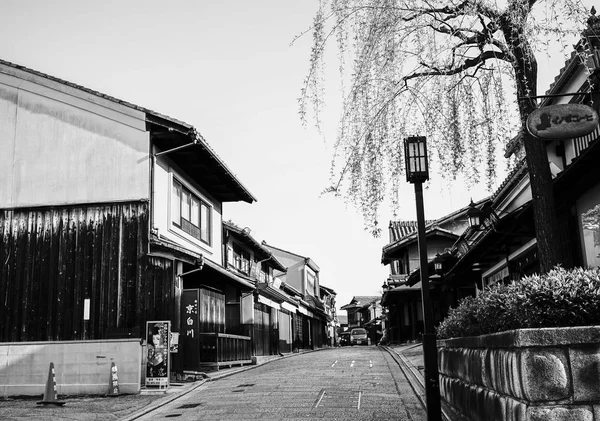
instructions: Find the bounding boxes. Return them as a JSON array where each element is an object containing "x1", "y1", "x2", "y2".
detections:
[{"x1": 263, "y1": 242, "x2": 330, "y2": 349}]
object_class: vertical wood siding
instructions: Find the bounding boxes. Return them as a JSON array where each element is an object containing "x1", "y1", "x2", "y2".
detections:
[
  {"x1": 198, "y1": 288, "x2": 225, "y2": 333},
  {"x1": 0, "y1": 202, "x2": 174, "y2": 342}
]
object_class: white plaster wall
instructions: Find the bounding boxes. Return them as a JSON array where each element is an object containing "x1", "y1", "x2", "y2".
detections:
[
  {"x1": 0, "y1": 339, "x2": 142, "y2": 397},
  {"x1": 268, "y1": 249, "x2": 306, "y2": 293},
  {"x1": 0, "y1": 66, "x2": 149, "y2": 209},
  {"x1": 152, "y1": 156, "x2": 223, "y2": 263}
]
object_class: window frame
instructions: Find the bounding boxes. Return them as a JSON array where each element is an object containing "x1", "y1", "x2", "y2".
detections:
[
  {"x1": 232, "y1": 243, "x2": 251, "y2": 275},
  {"x1": 172, "y1": 177, "x2": 212, "y2": 246}
]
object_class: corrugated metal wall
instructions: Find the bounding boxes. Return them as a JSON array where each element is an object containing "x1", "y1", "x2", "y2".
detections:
[{"x1": 0, "y1": 201, "x2": 175, "y2": 342}]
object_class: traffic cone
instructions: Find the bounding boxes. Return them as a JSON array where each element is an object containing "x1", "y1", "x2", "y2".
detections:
[
  {"x1": 107, "y1": 362, "x2": 120, "y2": 397},
  {"x1": 37, "y1": 362, "x2": 66, "y2": 406}
]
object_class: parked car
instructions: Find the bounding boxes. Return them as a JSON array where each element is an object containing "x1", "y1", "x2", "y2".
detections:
[
  {"x1": 339, "y1": 332, "x2": 351, "y2": 346},
  {"x1": 350, "y1": 328, "x2": 368, "y2": 346}
]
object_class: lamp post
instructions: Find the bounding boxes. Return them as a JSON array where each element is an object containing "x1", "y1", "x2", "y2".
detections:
[{"x1": 404, "y1": 136, "x2": 442, "y2": 421}]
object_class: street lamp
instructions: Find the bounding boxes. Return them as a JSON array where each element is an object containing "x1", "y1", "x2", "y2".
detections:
[
  {"x1": 404, "y1": 136, "x2": 442, "y2": 421},
  {"x1": 434, "y1": 253, "x2": 443, "y2": 274},
  {"x1": 467, "y1": 199, "x2": 482, "y2": 230}
]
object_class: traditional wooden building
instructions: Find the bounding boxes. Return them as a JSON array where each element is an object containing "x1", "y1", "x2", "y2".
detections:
[
  {"x1": 221, "y1": 221, "x2": 291, "y2": 357},
  {"x1": 0, "y1": 60, "x2": 259, "y2": 373},
  {"x1": 380, "y1": 204, "x2": 478, "y2": 344},
  {"x1": 263, "y1": 242, "x2": 329, "y2": 350},
  {"x1": 319, "y1": 284, "x2": 337, "y2": 347},
  {"x1": 340, "y1": 296, "x2": 382, "y2": 345}
]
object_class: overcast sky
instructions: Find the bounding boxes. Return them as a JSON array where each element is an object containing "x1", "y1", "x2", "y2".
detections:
[{"x1": 0, "y1": 0, "x2": 584, "y2": 310}]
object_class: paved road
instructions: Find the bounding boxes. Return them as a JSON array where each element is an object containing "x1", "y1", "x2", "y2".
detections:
[{"x1": 135, "y1": 346, "x2": 427, "y2": 420}]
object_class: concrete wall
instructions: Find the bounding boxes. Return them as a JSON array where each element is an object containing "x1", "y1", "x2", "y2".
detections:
[
  {"x1": 0, "y1": 63, "x2": 149, "y2": 209},
  {"x1": 0, "y1": 339, "x2": 142, "y2": 397},
  {"x1": 438, "y1": 326, "x2": 600, "y2": 421}
]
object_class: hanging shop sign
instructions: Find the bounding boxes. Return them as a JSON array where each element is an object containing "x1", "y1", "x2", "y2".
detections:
[{"x1": 527, "y1": 104, "x2": 599, "y2": 139}]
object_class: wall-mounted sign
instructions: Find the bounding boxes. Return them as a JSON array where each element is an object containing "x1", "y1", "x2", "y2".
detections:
[{"x1": 527, "y1": 104, "x2": 599, "y2": 139}]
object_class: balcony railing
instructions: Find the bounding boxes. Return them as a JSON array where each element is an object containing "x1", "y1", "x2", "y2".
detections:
[{"x1": 198, "y1": 333, "x2": 252, "y2": 369}]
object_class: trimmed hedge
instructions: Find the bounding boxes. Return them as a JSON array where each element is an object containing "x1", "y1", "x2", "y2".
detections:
[{"x1": 436, "y1": 267, "x2": 600, "y2": 339}]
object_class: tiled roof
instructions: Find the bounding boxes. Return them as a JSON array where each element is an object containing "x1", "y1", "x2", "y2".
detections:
[
  {"x1": 340, "y1": 296, "x2": 380, "y2": 310},
  {"x1": 489, "y1": 158, "x2": 528, "y2": 206},
  {"x1": 223, "y1": 221, "x2": 288, "y2": 273},
  {"x1": 388, "y1": 220, "x2": 436, "y2": 242}
]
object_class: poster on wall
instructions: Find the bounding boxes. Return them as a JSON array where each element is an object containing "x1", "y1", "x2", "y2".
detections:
[{"x1": 145, "y1": 320, "x2": 170, "y2": 388}]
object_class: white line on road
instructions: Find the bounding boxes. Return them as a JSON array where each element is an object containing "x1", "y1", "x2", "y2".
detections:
[
  {"x1": 331, "y1": 360, "x2": 338, "y2": 367},
  {"x1": 350, "y1": 360, "x2": 355, "y2": 368},
  {"x1": 369, "y1": 360, "x2": 373, "y2": 368},
  {"x1": 314, "y1": 389, "x2": 326, "y2": 408}
]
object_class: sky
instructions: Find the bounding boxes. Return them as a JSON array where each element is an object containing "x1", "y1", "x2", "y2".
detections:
[{"x1": 0, "y1": 0, "x2": 587, "y2": 311}]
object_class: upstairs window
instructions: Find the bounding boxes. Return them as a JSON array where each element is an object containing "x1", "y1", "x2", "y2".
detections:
[
  {"x1": 232, "y1": 243, "x2": 250, "y2": 275},
  {"x1": 258, "y1": 262, "x2": 270, "y2": 283},
  {"x1": 172, "y1": 179, "x2": 211, "y2": 245}
]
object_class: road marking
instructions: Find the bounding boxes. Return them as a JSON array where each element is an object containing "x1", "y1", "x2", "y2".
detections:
[
  {"x1": 350, "y1": 360, "x2": 355, "y2": 367},
  {"x1": 369, "y1": 360, "x2": 373, "y2": 368},
  {"x1": 357, "y1": 391, "x2": 362, "y2": 410},
  {"x1": 313, "y1": 389, "x2": 326, "y2": 408},
  {"x1": 331, "y1": 360, "x2": 338, "y2": 367}
]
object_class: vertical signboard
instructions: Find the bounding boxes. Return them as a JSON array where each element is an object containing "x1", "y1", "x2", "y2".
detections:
[
  {"x1": 181, "y1": 289, "x2": 200, "y2": 371},
  {"x1": 145, "y1": 320, "x2": 170, "y2": 388}
]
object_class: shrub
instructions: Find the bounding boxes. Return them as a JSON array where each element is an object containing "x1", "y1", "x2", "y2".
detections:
[{"x1": 436, "y1": 267, "x2": 600, "y2": 339}]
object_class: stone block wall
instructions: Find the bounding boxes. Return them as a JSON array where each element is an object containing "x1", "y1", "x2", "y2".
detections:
[{"x1": 437, "y1": 326, "x2": 600, "y2": 421}]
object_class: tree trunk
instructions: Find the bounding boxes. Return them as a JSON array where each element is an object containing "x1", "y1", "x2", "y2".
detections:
[
  {"x1": 520, "y1": 126, "x2": 562, "y2": 273},
  {"x1": 503, "y1": 6, "x2": 562, "y2": 273}
]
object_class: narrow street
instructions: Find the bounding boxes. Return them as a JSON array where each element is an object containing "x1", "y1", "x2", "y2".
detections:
[{"x1": 135, "y1": 347, "x2": 427, "y2": 420}]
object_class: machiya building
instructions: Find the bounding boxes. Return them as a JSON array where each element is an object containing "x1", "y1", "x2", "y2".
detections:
[{"x1": 0, "y1": 59, "x2": 259, "y2": 395}]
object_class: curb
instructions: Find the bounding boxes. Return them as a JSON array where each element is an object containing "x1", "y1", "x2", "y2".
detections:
[{"x1": 383, "y1": 345, "x2": 459, "y2": 421}]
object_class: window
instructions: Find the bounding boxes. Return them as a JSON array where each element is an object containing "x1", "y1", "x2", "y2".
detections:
[
  {"x1": 172, "y1": 179, "x2": 211, "y2": 245},
  {"x1": 306, "y1": 271, "x2": 316, "y2": 296},
  {"x1": 232, "y1": 243, "x2": 250, "y2": 275},
  {"x1": 258, "y1": 262, "x2": 270, "y2": 283}
]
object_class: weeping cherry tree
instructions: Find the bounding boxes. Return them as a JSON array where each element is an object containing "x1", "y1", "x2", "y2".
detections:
[{"x1": 298, "y1": 0, "x2": 591, "y2": 273}]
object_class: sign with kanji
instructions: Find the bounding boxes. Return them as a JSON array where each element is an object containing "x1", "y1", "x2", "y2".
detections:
[
  {"x1": 145, "y1": 320, "x2": 170, "y2": 388},
  {"x1": 181, "y1": 289, "x2": 200, "y2": 370}
]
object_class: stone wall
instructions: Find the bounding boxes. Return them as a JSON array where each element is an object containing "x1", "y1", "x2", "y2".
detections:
[
  {"x1": 437, "y1": 326, "x2": 600, "y2": 421},
  {"x1": 0, "y1": 339, "x2": 143, "y2": 397}
]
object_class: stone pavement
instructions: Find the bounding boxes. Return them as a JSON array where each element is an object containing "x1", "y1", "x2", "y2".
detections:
[
  {"x1": 0, "y1": 361, "x2": 264, "y2": 421},
  {"x1": 0, "y1": 347, "x2": 430, "y2": 420}
]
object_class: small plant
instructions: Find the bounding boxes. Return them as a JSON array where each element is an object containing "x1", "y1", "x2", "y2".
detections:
[{"x1": 436, "y1": 267, "x2": 600, "y2": 339}]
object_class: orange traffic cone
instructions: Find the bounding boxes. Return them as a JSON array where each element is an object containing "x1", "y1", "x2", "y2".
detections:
[
  {"x1": 37, "y1": 362, "x2": 66, "y2": 406},
  {"x1": 107, "y1": 362, "x2": 120, "y2": 397}
]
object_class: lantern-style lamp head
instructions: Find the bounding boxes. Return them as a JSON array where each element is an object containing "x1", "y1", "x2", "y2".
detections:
[
  {"x1": 434, "y1": 253, "x2": 443, "y2": 273},
  {"x1": 467, "y1": 200, "x2": 482, "y2": 230},
  {"x1": 404, "y1": 136, "x2": 429, "y2": 183}
]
